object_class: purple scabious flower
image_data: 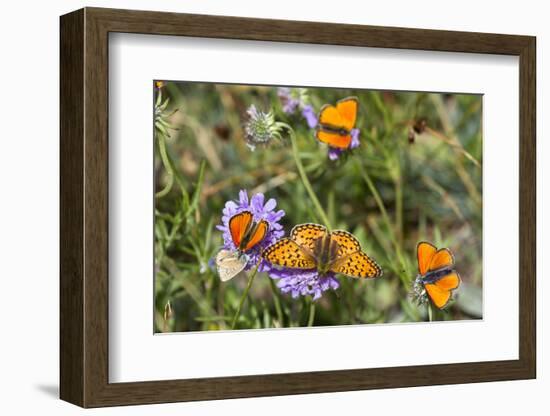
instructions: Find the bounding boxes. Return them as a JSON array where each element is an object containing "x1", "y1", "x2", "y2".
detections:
[
  {"x1": 216, "y1": 190, "x2": 285, "y2": 272},
  {"x1": 301, "y1": 105, "x2": 318, "y2": 129},
  {"x1": 328, "y1": 128, "x2": 361, "y2": 161},
  {"x1": 277, "y1": 87, "x2": 300, "y2": 114},
  {"x1": 277, "y1": 87, "x2": 317, "y2": 128},
  {"x1": 269, "y1": 268, "x2": 340, "y2": 301}
]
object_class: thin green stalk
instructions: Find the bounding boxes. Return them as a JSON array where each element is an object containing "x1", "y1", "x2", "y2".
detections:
[
  {"x1": 281, "y1": 123, "x2": 332, "y2": 230},
  {"x1": 231, "y1": 261, "x2": 261, "y2": 329},
  {"x1": 355, "y1": 157, "x2": 408, "y2": 281},
  {"x1": 307, "y1": 300, "x2": 316, "y2": 327},
  {"x1": 268, "y1": 278, "x2": 285, "y2": 327},
  {"x1": 160, "y1": 260, "x2": 219, "y2": 326},
  {"x1": 394, "y1": 162, "x2": 404, "y2": 245},
  {"x1": 427, "y1": 303, "x2": 433, "y2": 322},
  {"x1": 155, "y1": 133, "x2": 175, "y2": 198},
  {"x1": 371, "y1": 91, "x2": 392, "y2": 130},
  {"x1": 156, "y1": 214, "x2": 184, "y2": 267}
]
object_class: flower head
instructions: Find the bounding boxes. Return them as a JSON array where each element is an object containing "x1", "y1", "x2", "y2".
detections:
[
  {"x1": 216, "y1": 190, "x2": 285, "y2": 272},
  {"x1": 278, "y1": 87, "x2": 301, "y2": 113},
  {"x1": 327, "y1": 128, "x2": 361, "y2": 161},
  {"x1": 410, "y1": 275, "x2": 429, "y2": 306},
  {"x1": 278, "y1": 88, "x2": 317, "y2": 128},
  {"x1": 154, "y1": 86, "x2": 179, "y2": 138},
  {"x1": 244, "y1": 105, "x2": 284, "y2": 151},
  {"x1": 269, "y1": 267, "x2": 340, "y2": 300},
  {"x1": 301, "y1": 105, "x2": 318, "y2": 128}
]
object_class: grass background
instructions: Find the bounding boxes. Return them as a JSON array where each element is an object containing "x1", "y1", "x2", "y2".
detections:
[{"x1": 154, "y1": 81, "x2": 482, "y2": 332}]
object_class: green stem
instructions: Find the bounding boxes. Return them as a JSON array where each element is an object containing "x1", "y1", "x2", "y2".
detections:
[
  {"x1": 268, "y1": 278, "x2": 285, "y2": 327},
  {"x1": 394, "y1": 162, "x2": 404, "y2": 245},
  {"x1": 371, "y1": 91, "x2": 392, "y2": 130},
  {"x1": 155, "y1": 133, "x2": 175, "y2": 198},
  {"x1": 307, "y1": 300, "x2": 316, "y2": 327},
  {"x1": 427, "y1": 303, "x2": 433, "y2": 322},
  {"x1": 231, "y1": 261, "x2": 261, "y2": 329},
  {"x1": 281, "y1": 123, "x2": 332, "y2": 230},
  {"x1": 355, "y1": 157, "x2": 408, "y2": 282}
]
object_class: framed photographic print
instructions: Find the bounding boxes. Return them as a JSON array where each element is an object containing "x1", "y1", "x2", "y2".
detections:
[{"x1": 60, "y1": 7, "x2": 536, "y2": 408}]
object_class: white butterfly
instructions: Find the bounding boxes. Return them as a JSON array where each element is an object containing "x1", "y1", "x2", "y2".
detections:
[{"x1": 215, "y1": 249, "x2": 248, "y2": 282}]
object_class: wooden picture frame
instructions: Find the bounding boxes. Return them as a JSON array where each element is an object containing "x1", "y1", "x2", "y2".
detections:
[{"x1": 60, "y1": 7, "x2": 536, "y2": 408}]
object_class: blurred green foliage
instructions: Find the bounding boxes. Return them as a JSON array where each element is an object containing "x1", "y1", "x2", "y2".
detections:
[{"x1": 154, "y1": 81, "x2": 482, "y2": 332}]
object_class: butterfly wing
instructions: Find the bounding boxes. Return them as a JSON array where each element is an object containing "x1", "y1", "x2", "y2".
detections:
[
  {"x1": 434, "y1": 271, "x2": 461, "y2": 291},
  {"x1": 417, "y1": 241, "x2": 437, "y2": 275},
  {"x1": 262, "y1": 238, "x2": 316, "y2": 269},
  {"x1": 424, "y1": 283, "x2": 452, "y2": 309},
  {"x1": 330, "y1": 251, "x2": 382, "y2": 278},
  {"x1": 315, "y1": 130, "x2": 352, "y2": 149},
  {"x1": 242, "y1": 220, "x2": 269, "y2": 252},
  {"x1": 425, "y1": 271, "x2": 461, "y2": 309},
  {"x1": 229, "y1": 211, "x2": 253, "y2": 249},
  {"x1": 318, "y1": 104, "x2": 343, "y2": 128},
  {"x1": 335, "y1": 97, "x2": 358, "y2": 131},
  {"x1": 330, "y1": 230, "x2": 362, "y2": 257},
  {"x1": 424, "y1": 271, "x2": 460, "y2": 309},
  {"x1": 427, "y1": 248, "x2": 455, "y2": 272},
  {"x1": 216, "y1": 249, "x2": 247, "y2": 282},
  {"x1": 290, "y1": 223, "x2": 327, "y2": 253},
  {"x1": 316, "y1": 97, "x2": 358, "y2": 149}
]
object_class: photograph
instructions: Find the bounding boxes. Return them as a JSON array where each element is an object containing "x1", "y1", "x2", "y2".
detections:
[{"x1": 153, "y1": 80, "x2": 483, "y2": 333}]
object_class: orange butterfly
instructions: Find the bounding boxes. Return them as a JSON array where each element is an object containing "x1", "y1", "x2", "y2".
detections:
[
  {"x1": 228, "y1": 211, "x2": 269, "y2": 253},
  {"x1": 316, "y1": 97, "x2": 358, "y2": 149},
  {"x1": 216, "y1": 211, "x2": 269, "y2": 282},
  {"x1": 263, "y1": 223, "x2": 382, "y2": 279},
  {"x1": 416, "y1": 241, "x2": 461, "y2": 309}
]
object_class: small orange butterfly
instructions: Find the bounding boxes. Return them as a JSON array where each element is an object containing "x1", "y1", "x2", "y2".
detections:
[
  {"x1": 216, "y1": 211, "x2": 269, "y2": 282},
  {"x1": 416, "y1": 241, "x2": 461, "y2": 309},
  {"x1": 227, "y1": 211, "x2": 269, "y2": 253},
  {"x1": 263, "y1": 223, "x2": 382, "y2": 279},
  {"x1": 316, "y1": 97, "x2": 358, "y2": 149}
]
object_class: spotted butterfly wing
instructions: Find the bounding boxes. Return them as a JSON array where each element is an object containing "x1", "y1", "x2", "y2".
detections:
[
  {"x1": 262, "y1": 238, "x2": 316, "y2": 269},
  {"x1": 330, "y1": 230, "x2": 361, "y2": 257},
  {"x1": 290, "y1": 223, "x2": 327, "y2": 253},
  {"x1": 330, "y1": 251, "x2": 382, "y2": 279},
  {"x1": 329, "y1": 231, "x2": 382, "y2": 278}
]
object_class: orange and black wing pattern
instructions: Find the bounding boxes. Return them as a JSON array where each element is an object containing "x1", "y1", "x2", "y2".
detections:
[
  {"x1": 229, "y1": 211, "x2": 269, "y2": 252},
  {"x1": 417, "y1": 241, "x2": 461, "y2": 309},
  {"x1": 290, "y1": 223, "x2": 327, "y2": 253},
  {"x1": 316, "y1": 97, "x2": 358, "y2": 149},
  {"x1": 424, "y1": 272, "x2": 461, "y2": 309},
  {"x1": 229, "y1": 211, "x2": 253, "y2": 249},
  {"x1": 329, "y1": 230, "x2": 382, "y2": 279},
  {"x1": 242, "y1": 220, "x2": 269, "y2": 252},
  {"x1": 417, "y1": 241, "x2": 437, "y2": 275},
  {"x1": 330, "y1": 251, "x2": 383, "y2": 279},
  {"x1": 262, "y1": 238, "x2": 316, "y2": 269}
]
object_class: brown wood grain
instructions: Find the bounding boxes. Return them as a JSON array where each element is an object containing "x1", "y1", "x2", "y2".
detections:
[
  {"x1": 59, "y1": 8, "x2": 84, "y2": 406},
  {"x1": 60, "y1": 7, "x2": 536, "y2": 408}
]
